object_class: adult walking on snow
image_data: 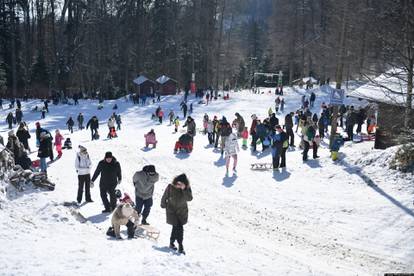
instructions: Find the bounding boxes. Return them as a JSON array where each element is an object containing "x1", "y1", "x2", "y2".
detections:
[
  {"x1": 271, "y1": 125, "x2": 288, "y2": 169},
  {"x1": 66, "y1": 116, "x2": 75, "y2": 133},
  {"x1": 16, "y1": 122, "x2": 31, "y2": 151},
  {"x1": 224, "y1": 132, "x2": 239, "y2": 174},
  {"x1": 250, "y1": 114, "x2": 259, "y2": 152},
  {"x1": 107, "y1": 116, "x2": 116, "y2": 139},
  {"x1": 133, "y1": 165, "x2": 159, "y2": 225},
  {"x1": 86, "y1": 116, "x2": 99, "y2": 140},
  {"x1": 91, "y1": 152, "x2": 122, "y2": 213},
  {"x1": 38, "y1": 132, "x2": 51, "y2": 174},
  {"x1": 75, "y1": 145, "x2": 93, "y2": 204},
  {"x1": 218, "y1": 117, "x2": 232, "y2": 156},
  {"x1": 284, "y1": 112, "x2": 295, "y2": 147},
  {"x1": 77, "y1": 113, "x2": 84, "y2": 130},
  {"x1": 232, "y1": 113, "x2": 245, "y2": 137},
  {"x1": 181, "y1": 102, "x2": 188, "y2": 119},
  {"x1": 161, "y1": 173, "x2": 193, "y2": 255},
  {"x1": 35, "y1": 122, "x2": 54, "y2": 161},
  {"x1": 310, "y1": 91, "x2": 316, "y2": 108},
  {"x1": 6, "y1": 112, "x2": 14, "y2": 129}
]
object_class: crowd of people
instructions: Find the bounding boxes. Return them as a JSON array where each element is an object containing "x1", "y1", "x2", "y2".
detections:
[{"x1": 0, "y1": 86, "x2": 376, "y2": 254}]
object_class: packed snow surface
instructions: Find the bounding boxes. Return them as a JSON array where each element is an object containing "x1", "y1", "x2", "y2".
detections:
[{"x1": 0, "y1": 87, "x2": 413, "y2": 276}]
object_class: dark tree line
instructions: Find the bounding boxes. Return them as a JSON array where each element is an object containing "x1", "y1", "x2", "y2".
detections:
[{"x1": 0, "y1": 0, "x2": 412, "y2": 107}]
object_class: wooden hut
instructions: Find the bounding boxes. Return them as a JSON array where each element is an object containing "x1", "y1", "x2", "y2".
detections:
[
  {"x1": 347, "y1": 71, "x2": 414, "y2": 149},
  {"x1": 155, "y1": 75, "x2": 178, "y2": 95},
  {"x1": 133, "y1": 75, "x2": 155, "y2": 96}
]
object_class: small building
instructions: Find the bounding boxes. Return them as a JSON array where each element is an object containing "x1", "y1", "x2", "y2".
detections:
[
  {"x1": 155, "y1": 75, "x2": 178, "y2": 95},
  {"x1": 133, "y1": 75, "x2": 155, "y2": 96},
  {"x1": 347, "y1": 70, "x2": 414, "y2": 149}
]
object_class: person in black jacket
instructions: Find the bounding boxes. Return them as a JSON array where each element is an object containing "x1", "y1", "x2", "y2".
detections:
[
  {"x1": 269, "y1": 113, "x2": 279, "y2": 130},
  {"x1": 6, "y1": 112, "x2": 14, "y2": 129},
  {"x1": 284, "y1": 112, "x2": 295, "y2": 147},
  {"x1": 38, "y1": 132, "x2": 51, "y2": 173},
  {"x1": 16, "y1": 122, "x2": 31, "y2": 151},
  {"x1": 86, "y1": 116, "x2": 99, "y2": 140},
  {"x1": 35, "y1": 122, "x2": 54, "y2": 161},
  {"x1": 270, "y1": 125, "x2": 288, "y2": 169},
  {"x1": 91, "y1": 152, "x2": 122, "y2": 213},
  {"x1": 66, "y1": 117, "x2": 75, "y2": 133},
  {"x1": 15, "y1": 109, "x2": 23, "y2": 124}
]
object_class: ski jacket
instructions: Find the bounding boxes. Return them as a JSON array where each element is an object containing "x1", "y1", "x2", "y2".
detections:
[
  {"x1": 75, "y1": 151, "x2": 92, "y2": 175},
  {"x1": 86, "y1": 118, "x2": 99, "y2": 130},
  {"x1": 161, "y1": 184, "x2": 193, "y2": 226},
  {"x1": 133, "y1": 170, "x2": 160, "y2": 200},
  {"x1": 91, "y1": 157, "x2": 122, "y2": 188},
  {"x1": 55, "y1": 133, "x2": 64, "y2": 146}
]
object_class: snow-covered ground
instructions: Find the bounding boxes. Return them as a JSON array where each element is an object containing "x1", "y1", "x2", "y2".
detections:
[{"x1": 0, "y1": 87, "x2": 413, "y2": 276}]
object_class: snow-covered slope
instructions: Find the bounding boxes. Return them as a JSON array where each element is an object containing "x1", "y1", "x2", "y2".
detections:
[{"x1": 0, "y1": 87, "x2": 413, "y2": 276}]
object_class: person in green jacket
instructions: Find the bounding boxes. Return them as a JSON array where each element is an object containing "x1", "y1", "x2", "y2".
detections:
[{"x1": 161, "y1": 173, "x2": 193, "y2": 255}]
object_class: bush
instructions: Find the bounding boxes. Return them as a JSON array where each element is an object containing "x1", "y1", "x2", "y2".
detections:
[{"x1": 390, "y1": 143, "x2": 414, "y2": 173}]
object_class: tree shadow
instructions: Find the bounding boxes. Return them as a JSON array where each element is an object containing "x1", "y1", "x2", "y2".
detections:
[
  {"x1": 339, "y1": 157, "x2": 414, "y2": 219},
  {"x1": 222, "y1": 174, "x2": 238, "y2": 187}
]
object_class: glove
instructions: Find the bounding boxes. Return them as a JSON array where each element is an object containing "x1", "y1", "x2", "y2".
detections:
[
  {"x1": 117, "y1": 179, "x2": 122, "y2": 185},
  {"x1": 90, "y1": 181, "x2": 94, "y2": 188}
]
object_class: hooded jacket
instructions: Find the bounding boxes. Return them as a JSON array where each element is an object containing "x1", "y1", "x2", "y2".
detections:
[
  {"x1": 75, "y1": 151, "x2": 92, "y2": 175},
  {"x1": 133, "y1": 170, "x2": 160, "y2": 200},
  {"x1": 161, "y1": 184, "x2": 193, "y2": 225}
]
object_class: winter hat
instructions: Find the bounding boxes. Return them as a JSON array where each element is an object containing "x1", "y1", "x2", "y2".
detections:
[
  {"x1": 143, "y1": 165, "x2": 156, "y2": 174},
  {"x1": 251, "y1": 114, "x2": 257, "y2": 120},
  {"x1": 105, "y1": 151, "x2": 113, "y2": 159},
  {"x1": 78, "y1": 145, "x2": 87, "y2": 153},
  {"x1": 275, "y1": 125, "x2": 282, "y2": 130},
  {"x1": 8, "y1": 130, "x2": 14, "y2": 136},
  {"x1": 173, "y1": 173, "x2": 189, "y2": 187}
]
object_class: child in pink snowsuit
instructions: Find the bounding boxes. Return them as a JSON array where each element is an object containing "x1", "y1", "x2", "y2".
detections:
[
  {"x1": 144, "y1": 129, "x2": 157, "y2": 148},
  {"x1": 54, "y1": 129, "x2": 64, "y2": 158}
]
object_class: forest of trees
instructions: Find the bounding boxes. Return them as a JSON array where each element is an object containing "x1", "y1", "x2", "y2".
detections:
[{"x1": 0, "y1": 0, "x2": 412, "y2": 103}]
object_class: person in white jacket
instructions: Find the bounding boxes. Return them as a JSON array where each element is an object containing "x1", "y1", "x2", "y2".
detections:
[
  {"x1": 75, "y1": 145, "x2": 93, "y2": 203},
  {"x1": 224, "y1": 132, "x2": 239, "y2": 174}
]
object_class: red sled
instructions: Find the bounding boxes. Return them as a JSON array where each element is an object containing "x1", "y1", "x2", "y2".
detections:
[
  {"x1": 174, "y1": 141, "x2": 193, "y2": 153},
  {"x1": 32, "y1": 159, "x2": 40, "y2": 168},
  {"x1": 108, "y1": 127, "x2": 118, "y2": 138}
]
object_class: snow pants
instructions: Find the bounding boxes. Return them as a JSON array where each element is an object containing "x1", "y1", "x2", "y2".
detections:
[
  {"x1": 100, "y1": 184, "x2": 116, "y2": 211},
  {"x1": 170, "y1": 224, "x2": 184, "y2": 245},
  {"x1": 77, "y1": 174, "x2": 92, "y2": 203}
]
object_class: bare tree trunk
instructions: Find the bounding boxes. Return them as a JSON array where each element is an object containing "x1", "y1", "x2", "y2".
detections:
[
  {"x1": 10, "y1": 0, "x2": 17, "y2": 97},
  {"x1": 215, "y1": 0, "x2": 226, "y2": 90},
  {"x1": 403, "y1": 0, "x2": 413, "y2": 127},
  {"x1": 330, "y1": 0, "x2": 349, "y2": 147}
]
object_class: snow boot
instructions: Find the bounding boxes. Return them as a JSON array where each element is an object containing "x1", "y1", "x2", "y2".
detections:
[
  {"x1": 141, "y1": 218, "x2": 149, "y2": 225},
  {"x1": 178, "y1": 243, "x2": 185, "y2": 255},
  {"x1": 126, "y1": 221, "x2": 136, "y2": 239},
  {"x1": 169, "y1": 242, "x2": 177, "y2": 251}
]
